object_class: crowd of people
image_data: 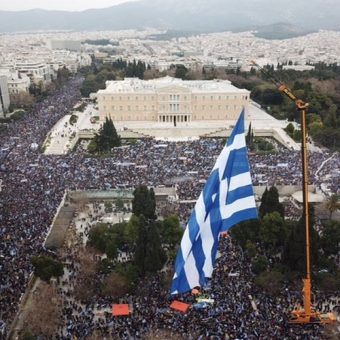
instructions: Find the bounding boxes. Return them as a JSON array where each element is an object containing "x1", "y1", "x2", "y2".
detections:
[
  {"x1": 0, "y1": 76, "x2": 339, "y2": 338},
  {"x1": 54, "y1": 224, "x2": 334, "y2": 339}
]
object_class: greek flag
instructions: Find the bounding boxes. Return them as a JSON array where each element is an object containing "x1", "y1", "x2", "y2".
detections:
[{"x1": 171, "y1": 110, "x2": 257, "y2": 294}]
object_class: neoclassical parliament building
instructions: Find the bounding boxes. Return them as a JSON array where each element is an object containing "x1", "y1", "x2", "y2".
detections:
[{"x1": 97, "y1": 76, "x2": 250, "y2": 123}]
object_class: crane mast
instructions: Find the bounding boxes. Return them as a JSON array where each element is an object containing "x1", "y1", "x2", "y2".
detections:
[{"x1": 250, "y1": 61, "x2": 335, "y2": 324}]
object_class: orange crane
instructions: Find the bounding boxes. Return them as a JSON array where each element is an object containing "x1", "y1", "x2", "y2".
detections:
[{"x1": 250, "y1": 61, "x2": 336, "y2": 324}]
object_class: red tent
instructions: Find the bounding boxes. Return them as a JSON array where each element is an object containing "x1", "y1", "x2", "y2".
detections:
[
  {"x1": 112, "y1": 304, "x2": 130, "y2": 316},
  {"x1": 170, "y1": 300, "x2": 190, "y2": 313}
]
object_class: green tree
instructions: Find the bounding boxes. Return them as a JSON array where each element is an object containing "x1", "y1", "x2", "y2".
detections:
[
  {"x1": 56, "y1": 66, "x2": 71, "y2": 87},
  {"x1": 251, "y1": 255, "x2": 268, "y2": 274},
  {"x1": 160, "y1": 215, "x2": 183, "y2": 247},
  {"x1": 125, "y1": 214, "x2": 139, "y2": 245},
  {"x1": 259, "y1": 186, "x2": 284, "y2": 219},
  {"x1": 144, "y1": 222, "x2": 167, "y2": 273},
  {"x1": 132, "y1": 185, "x2": 156, "y2": 220},
  {"x1": 135, "y1": 215, "x2": 148, "y2": 276},
  {"x1": 321, "y1": 220, "x2": 340, "y2": 256},
  {"x1": 87, "y1": 223, "x2": 108, "y2": 252},
  {"x1": 175, "y1": 64, "x2": 188, "y2": 79},
  {"x1": 230, "y1": 219, "x2": 261, "y2": 248},
  {"x1": 90, "y1": 117, "x2": 121, "y2": 153},
  {"x1": 285, "y1": 123, "x2": 295, "y2": 136},
  {"x1": 283, "y1": 206, "x2": 319, "y2": 274},
  {"x1": 31, "y1": 256, "x2": 64, "y2": 282},
  {"x1": 259, "y1": 212, "x2": 286, "y2": 250}
]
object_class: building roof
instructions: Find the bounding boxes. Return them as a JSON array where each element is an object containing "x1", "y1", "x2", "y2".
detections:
[{"x1": 98, "y1": 76, "x2": 249, "y2": 94}]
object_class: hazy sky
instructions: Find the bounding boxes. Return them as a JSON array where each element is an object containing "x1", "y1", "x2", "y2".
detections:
[{"x1": 0, "y1": 0, "x2": 136, "y2": 11}]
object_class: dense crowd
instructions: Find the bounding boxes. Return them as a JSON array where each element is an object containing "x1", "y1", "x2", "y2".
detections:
[
  {"x1": 0, "y1": 77, "x2": 339, "y2": 337},
  {"x1": 55, "y1": 225, "x2": 333, "y2": 339}
]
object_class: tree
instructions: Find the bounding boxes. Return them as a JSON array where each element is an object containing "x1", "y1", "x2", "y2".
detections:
[
  {"x1": 144, "y1": 222, "x2": 166, "y2": 273},
  {"x1": 285, "y1": 123, "x2": 295, "y2": 136},
  {"x1": 90, "y1": 117, "x2": 121, "y2": 153},
  {"x1": 134, "y1": 215, "x2": 148, "y2": 276},
  {"x1": 325, "y1": 194, "x2": 340, "y2": 219},
  {"x1": 31, "y1": 256, "x2": 63, "y2": 282},
  {"x1": 175, "y1": 64, "x2": 188, "y2": 79},
  {"x1": 283, "y1": 206, "x2": 320, "y2": 274},
  {"x1": 56, "y1": 66, "x2": 71, "y2": 87},
  {"x1": 259, "y1": 186, "x2": 284, "y2": 219},
  {"x1": 160, "y1": 215, "x2": 183, "y2": 247},
  {"x1": 251, "y1": 255, "x2": 268, "y2": 274},
  {"x1": 321, "y1": 220, "x2": 340, "y2": 256},
  {"x1": 259, "y1": 212, "x2": 286, "y2": 250},
  {"x1": 132, "y1": 185, "x2": 156, "y2": 220}
]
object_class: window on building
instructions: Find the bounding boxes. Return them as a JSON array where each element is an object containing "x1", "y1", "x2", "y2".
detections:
[
  {"x1": 128, "y1": 106, "x2": 131, "y2": 111},
  {"x1": 120, "y1": 106, "x2": 123, "y2": 111},
  {"x1": 211, "y1": 96, "x2": 213, "y2": 100}
]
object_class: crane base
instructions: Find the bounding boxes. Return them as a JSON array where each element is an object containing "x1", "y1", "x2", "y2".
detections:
[{"x1": 289, "y1": 309, "x2": 336, "y2": 324}]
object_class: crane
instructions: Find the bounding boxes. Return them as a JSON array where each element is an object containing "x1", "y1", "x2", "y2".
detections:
[{"x1": 250, "y1": 61, "x2": 336, "y2": 325}]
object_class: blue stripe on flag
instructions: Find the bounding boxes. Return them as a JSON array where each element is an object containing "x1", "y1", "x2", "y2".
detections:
[
  {"x1": 226, "y1": 185, "x2": 255, "y2": 205},
  {"x1": 171, "y1": 109, "x2": 258, "y2": 295}
]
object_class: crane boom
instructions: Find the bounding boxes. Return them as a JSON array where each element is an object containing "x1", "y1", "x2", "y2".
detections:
[{"x1": 251, "y1": 60, "x2": 335, "y2": 325}]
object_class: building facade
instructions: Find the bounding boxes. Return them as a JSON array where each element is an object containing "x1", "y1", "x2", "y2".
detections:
[
  {"x1": 0, "y1": 75, "x2": 10, "y2": 116},
  {"x1": 97, "y1": 77, "x2": 250, "y2": 123},
  {"x1": 15, "y1": 61, "x2": 53, "y2": 85}
]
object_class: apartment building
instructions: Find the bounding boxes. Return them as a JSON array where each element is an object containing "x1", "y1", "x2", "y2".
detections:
[
  {"x1": 97, "y1": 76, "x2": 250, "y2": 123},
  {"x1": 0, "y1": 76, "x2": 10, "y2": 116}
]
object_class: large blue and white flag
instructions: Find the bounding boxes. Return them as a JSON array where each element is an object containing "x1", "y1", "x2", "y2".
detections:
[{"x1": 171, "y1": 110, "x2": 257, "y2": 294}]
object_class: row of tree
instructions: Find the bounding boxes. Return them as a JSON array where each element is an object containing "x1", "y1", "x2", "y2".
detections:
[
  {"x1": 231, "y1": 186, "x2": 340, "y2": 294},
  {"x1": 228, "y1": 63, "x2": 340, "y2": 149},
  {"x1": 80, "y1": 59, "x2": 148, "y2": 97},
  {"x1": 87, "y1": 185, "x2": 183, "y2": 278}
]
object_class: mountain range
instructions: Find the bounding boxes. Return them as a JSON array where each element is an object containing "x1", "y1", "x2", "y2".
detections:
[{"x1": 0, "y1": 0, "x2": 339, "y2": 35}]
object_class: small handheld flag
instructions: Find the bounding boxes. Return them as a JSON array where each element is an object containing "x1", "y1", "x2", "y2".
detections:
[{"x1": 171, "y1": 110, "x2": 257, "y2": 294}]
